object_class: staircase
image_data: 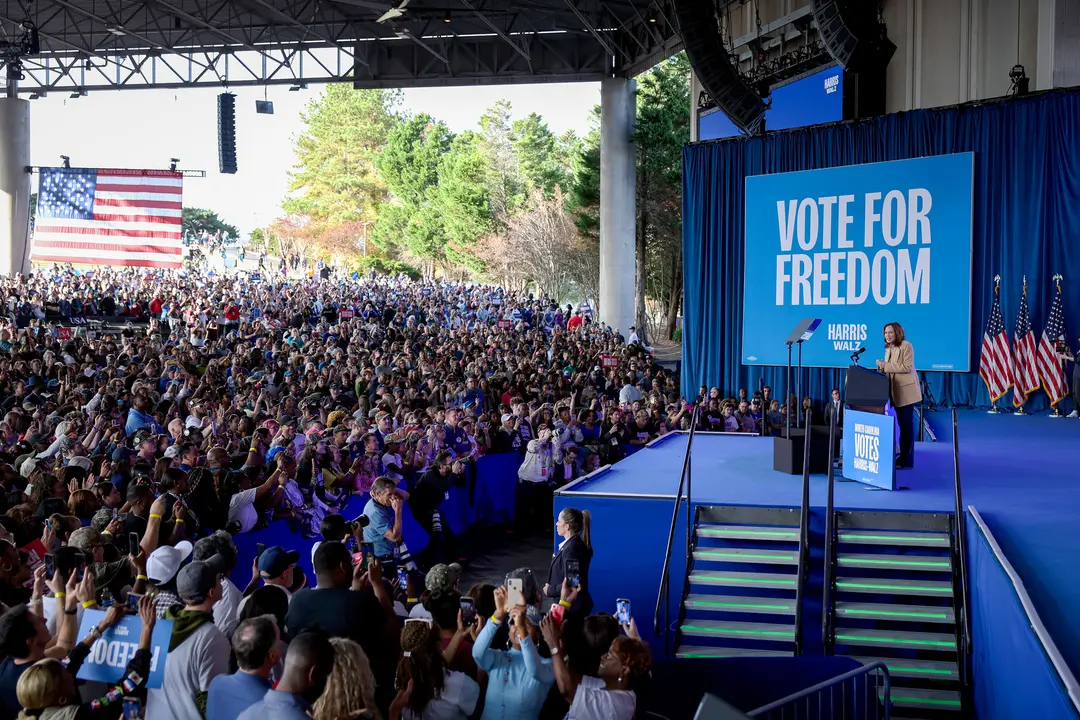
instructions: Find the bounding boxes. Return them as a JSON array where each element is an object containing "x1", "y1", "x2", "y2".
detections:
[
  {"x1": 824, "y1": 510, "x2": 964, "y2": 719},
  {"x1": 675, "y1": 505, "x2": 806, "y2": 659}
]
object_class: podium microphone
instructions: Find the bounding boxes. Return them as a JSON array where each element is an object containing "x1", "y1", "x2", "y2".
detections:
[{"x1": 850, "y1": 346, "x2": 866, "y2": 365}]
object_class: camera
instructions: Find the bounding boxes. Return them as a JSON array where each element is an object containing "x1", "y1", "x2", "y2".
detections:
[{"x1": 351, "y1": 514, "x2": 370, "y2": 531}]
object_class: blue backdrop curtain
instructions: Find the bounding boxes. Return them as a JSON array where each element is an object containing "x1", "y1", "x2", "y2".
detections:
[{"x1": 682, "y1": 91, "x2": 1080, "y2": 411}]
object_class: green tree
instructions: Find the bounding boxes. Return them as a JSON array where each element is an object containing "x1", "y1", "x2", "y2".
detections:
[
  {"x1": 634, "y1": 52, "x2": 690, "y2": 340},
  {"x1": 373, "y1": 114, "x2": 454, "y2": 265},
  {"x1": 512, "y1": 113, "x2": 571, "y2": 198},
  {"x1": 182, "y1": 207, "x2": 239, "y2": 239},
  {"x1": 567, "y1": 107, "x2": 601, "y2": 239},
  {"x1": 432, "y1": 131, "x2": 493, "y2": 272},
  {"x1": 479, "y1": 100, "x2": 523, "y2": 221},
  {"x1": 284, "y1": 85, "x2": 401, "y2": 226}
]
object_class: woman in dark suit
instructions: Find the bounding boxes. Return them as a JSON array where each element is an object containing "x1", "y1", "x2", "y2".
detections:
[
  {"x1": 544, "y1": 507, "x2": 593, "y2": 616},
  {"x1": 876, "y1": 321, "x2": 923, "y2": 468}
]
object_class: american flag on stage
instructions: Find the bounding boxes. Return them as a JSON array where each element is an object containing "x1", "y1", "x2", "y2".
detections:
[
  {"x1": 30, "y1": 168, "x2": 183, "y2": 269},
  {"x1": 1035, "y1": 290, "x2": 1068, "y2": 406},
  {"x1": 1012, "y1": 288, "x2": 1040, "y2": 407},
  {"x1": 979, "y1": 291, "x2": 1014, "y2": 403}
]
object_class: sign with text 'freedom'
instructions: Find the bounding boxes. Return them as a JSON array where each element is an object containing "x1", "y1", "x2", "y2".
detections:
[
  {"x1": 742, "y1": 154, "x2": 974, "y2": 370},
  {"x1": 76, "y1": 610, "x2": 173, "y2": 689}
]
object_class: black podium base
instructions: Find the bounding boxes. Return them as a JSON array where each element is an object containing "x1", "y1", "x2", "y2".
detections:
[{"x1": 773, "y1": 428, "x2": 831, "y2": 475}]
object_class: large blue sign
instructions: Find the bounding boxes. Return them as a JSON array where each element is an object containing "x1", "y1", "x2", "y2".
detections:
[
  {"x1": 742, "y1": 153, "x2": 974, "y2": 370},
  {"x1": 76, "y1": 610, "x2": 173, "y2": 689},
  {"x1": 842, "y1": 409, "x2": 896, "y2": 490}
]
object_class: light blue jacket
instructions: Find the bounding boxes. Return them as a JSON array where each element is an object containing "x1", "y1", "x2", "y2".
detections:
[{"x1": 472, "y1": 616, "x2": 555, "y2": 720}]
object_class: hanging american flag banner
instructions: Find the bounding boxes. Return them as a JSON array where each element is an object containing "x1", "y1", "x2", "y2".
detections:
[
  {"x1": 30, "y1": 168, "x2": 183, "y2": 269},
  {"x1": 1035, "y1": 279, "x2": 1068, "y2": 406},
  {"x1": 1012, "y1": 282, "x2": 1040, "y2": 408},
  {"x1": 978, "y1": 281, "x2": 1013, "y2": 403}
]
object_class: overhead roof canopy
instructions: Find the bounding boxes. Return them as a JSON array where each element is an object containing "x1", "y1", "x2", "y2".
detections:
[{"x1": 0, "y1": 0, "x2": 683, "y2": 93}]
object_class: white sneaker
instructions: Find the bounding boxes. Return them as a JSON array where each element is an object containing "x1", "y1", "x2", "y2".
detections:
[{"x1": 1069, "y1": 410, "x2": 1079, "y2": 418}]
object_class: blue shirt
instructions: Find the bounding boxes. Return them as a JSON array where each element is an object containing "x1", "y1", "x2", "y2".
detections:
[
  {"x1": 237, "y1": 689, "x2": 312, "y2": 720},
  {"x1": 206, "y1": 672, "x2": 272, "y2": 720},
  {"x1": 472, "y1": 617, "x2": 554, "y2": 720},
  {"x1": 362, "y1": 497, "x2": 396, "y2": 558}
]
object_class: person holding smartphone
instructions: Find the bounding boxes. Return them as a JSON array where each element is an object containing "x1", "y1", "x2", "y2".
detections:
[{"x1": 544, "y1": 507, "x2": 593, "y2": 617}]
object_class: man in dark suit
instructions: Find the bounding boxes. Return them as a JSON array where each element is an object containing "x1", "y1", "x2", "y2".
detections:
[{"x1": 824, "y1": 388, "x2": 844, "y2": 430}]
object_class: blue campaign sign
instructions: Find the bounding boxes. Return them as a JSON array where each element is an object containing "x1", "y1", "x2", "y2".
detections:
[
  {"x1": 76, "y1": 610, "x2": 173, "y2": 689},
  {"x1": 842, "y1": 409, "x2": 896, "y2": 490},
  {"x1": 742, "y1": 153, "x2": 974, "y2": 370}
]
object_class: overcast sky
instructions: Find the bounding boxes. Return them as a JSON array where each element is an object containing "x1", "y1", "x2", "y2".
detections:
[{"x1": 28, "y1": 81, "x2": 602, "y2": 236}]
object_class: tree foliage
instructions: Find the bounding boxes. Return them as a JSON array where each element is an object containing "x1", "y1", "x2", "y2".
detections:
[
  {"x1": 284, "y1": 85, "x2": 400, "y2": 225},
  {"x1": 182, "y1": 207, "x2": 239, "y2": 239}
]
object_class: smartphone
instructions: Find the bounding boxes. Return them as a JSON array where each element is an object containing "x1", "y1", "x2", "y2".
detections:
[
  {"x1": 360, "y1": 542, "x2": 375, "y2": 567},
  {"x1": 566, "y1": 560, "x2": 581, "y2": 590},
  {"x1": 506, "y1": 577, "x2": 525, "y2": 607},
  {"x1": 396, "y1": 565, "x2": 409, "y2": 589},
  {"x1": 129, "y1": 532, "x2": 140, "y2": 556},
  {"x1": 255, "y1": 543, "x2": 266, "y2": 558},
  {"x1": 127, "y1": 592, "x2": 142, "y2": 611},
  {"x1": 43, "y1": 552, "x2": 55, "y2": 579},
  {"x1": 616, "y1": 598, "x2": 631, "y2": 625},
  {"x1": 460, "y1": 597, "x2": 476, "y2": 625},
  {"x1": 122, "y1": 697, "x2": 144, "y2": 720}
]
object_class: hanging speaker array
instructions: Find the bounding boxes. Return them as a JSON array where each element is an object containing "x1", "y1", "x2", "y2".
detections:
[{"x1": 217, "y1": 92, "x2": 237, "y2": 175}]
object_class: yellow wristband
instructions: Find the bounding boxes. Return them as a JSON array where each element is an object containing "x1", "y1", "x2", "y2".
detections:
[
  {"x1": 82, "y1": 601, "x2": 96, "y2": 609},
  {"x1": 101, "y1": 531, "x2": 112, "y2": 536},
  {"x1": 149, "y1": 513, "x2": 162, "y2": 520},
  {"x1": 137, "y1": 575, "x2": 148, "y2": 581},
  {"x1": 558, "y1": 599, "x2": 572, "y2": 608},
  {"x1": 490, "y1": 615, "x2": 502, "y2": 625},
  {"x1": 54, "y1": 592, "x2": 66, "y2": 600},
  {"x1": 174, "y1": 519, "x2": 184, "y2": 525}
]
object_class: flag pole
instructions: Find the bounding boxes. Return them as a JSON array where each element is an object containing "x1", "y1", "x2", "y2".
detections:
[
  {"x1": 1015, "y1": 275, "x2": 1029, "y2": 416},
  {"x1": 988, "y1": 275, "x2": 1003, "y2": 414},
  {"x1": 1051, "y1": 274, "x2": 1065, "y2": 418}
]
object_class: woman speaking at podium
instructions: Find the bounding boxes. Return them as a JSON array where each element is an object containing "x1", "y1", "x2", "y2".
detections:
[{"x1": 876, "y1": 322, "x2": 923, "y2": 468}]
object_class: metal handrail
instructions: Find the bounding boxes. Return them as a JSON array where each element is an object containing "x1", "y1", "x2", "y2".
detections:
[
  {"x1": 654, "y1": 402, "x2": 702, "y2": 656},
  {"x1": 951, "y1": 409, "x2": 972, "y2": 692},
  {"x1": 793, "y1": 407, "x2": 811, "y2": 655},
  {"x1": 822, "y1": 409, "x2": 838, "y2": 655},
  {"x1": 748, "y1": 662, "x2": 892, "y2": 718}
]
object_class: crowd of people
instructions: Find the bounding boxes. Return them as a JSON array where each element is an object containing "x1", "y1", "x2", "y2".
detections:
[{"x1": 0, "y1": 266, "x2": 666, "y2": 719}]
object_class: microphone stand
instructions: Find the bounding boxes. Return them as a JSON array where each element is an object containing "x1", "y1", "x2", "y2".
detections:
[{"x1": 785, "y1": 341, "x2": 793, "y2": 439}]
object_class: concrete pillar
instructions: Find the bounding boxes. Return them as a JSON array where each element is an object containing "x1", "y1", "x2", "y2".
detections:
[
  {"x1": 0, "y1": 98, "x2": 32, "y2": 276},
  {"x1": 599, "y1": 77, "x2": 636, "y2": 337}
]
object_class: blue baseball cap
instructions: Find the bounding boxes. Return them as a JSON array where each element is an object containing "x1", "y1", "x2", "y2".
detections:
[{"x1": 258, "y1": 546, "x2": 299, "y2": 579}]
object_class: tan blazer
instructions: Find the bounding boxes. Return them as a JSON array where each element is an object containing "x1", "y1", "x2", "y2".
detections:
[{"x1": 881, "y1": 340, "x2": 923, "y2": 408}]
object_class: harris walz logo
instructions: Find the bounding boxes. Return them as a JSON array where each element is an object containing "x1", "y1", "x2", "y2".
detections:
[{"x1": 824, "y1": 74, "x2": 839, "y2": 94}]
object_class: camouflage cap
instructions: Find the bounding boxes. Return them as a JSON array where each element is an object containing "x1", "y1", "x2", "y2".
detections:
[{"x1": 425, "y1": 562, "x2": 462, "y2": 596}]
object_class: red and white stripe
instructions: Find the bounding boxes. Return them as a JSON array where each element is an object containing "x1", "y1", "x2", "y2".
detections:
[
  {"x1": 1012, "y1": 333, "x2": 1040, "y2": 407},
  {"x1": 31, "y1": 169, "x2": 183, "y2": 269}
]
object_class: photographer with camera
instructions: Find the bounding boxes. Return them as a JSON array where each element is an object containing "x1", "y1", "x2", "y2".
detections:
[{"x1": 1056, "y1": 338, "x2": 1080, "y2": 418}]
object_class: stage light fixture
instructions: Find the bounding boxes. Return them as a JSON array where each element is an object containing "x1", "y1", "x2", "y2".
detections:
[
  {"x1": 1008, "y1": 64, "x2": 1029, "y2": 96},
  {"x1": 289, "y1": 81, "x2": 307, "y2": 91},
  {"x1": 60, "y1": 155, "x2": 71, "y2": 168},
  {"x1": 444, "y1": 10, "x2": 451, "y2": 22}
]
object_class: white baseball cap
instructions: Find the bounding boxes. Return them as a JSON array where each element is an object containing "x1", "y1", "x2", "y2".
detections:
[{"x1": 147, "y1": 540, "x2": 193, "y2": 584}]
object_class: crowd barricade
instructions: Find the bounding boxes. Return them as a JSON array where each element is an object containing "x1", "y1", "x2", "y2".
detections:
[{"x1": 231, "y1": 451, "x2": 525, "y2": 582}]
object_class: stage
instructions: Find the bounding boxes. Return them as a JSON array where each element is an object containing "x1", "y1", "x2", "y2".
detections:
[{"x1": 554, "y1": 409, "x2": 1080, "y2": 680}]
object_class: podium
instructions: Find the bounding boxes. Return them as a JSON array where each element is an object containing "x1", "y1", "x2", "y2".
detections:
[
  {"x1": 841, "y1": 365, "x2": 898, "y2": 490},
  {"x1": 845, "y1": 365, "x2": 890, "y2": 413}
]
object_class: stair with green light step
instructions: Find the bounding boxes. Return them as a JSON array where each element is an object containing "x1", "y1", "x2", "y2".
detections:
[
  {"x1": 690, "y1": 570, "x2": 798, "y2": 590},
  {"x1": 834, "y1": 576, "x2": 953, "y2": 597},
  {"x1": 835, "y1": 601, "x2": 955, "y2": 623},
  {"x1": 834, "y1": 628, "x2": 957, "y2": 651},
  {"x1": 837, "y1": 553, "x2": 953, "y2": 572},
  {"x1": 878, "y1": 687, "x2": 962, "y2": 712},
  {"x1": 676, "y1": 645, "x2": 793, "y2": 659},
  {"x1": 684, "y1": 593, "x2": 797, "y2": 615},
  {"x1": 852, "y1": 657, "x2": 959, "y2": 681},
  {"x1": 696, "y1": 524, "x2": 800, "y2": 542},
  {"x1": 692, "y1": 548, "x2": 800, "y2": 565},
  {"x1": 837, "y1": 530, "x2": 950, "y2": 548},
  {"x1": 680, "y1": 620, "x2": 796, "y2": 642}
]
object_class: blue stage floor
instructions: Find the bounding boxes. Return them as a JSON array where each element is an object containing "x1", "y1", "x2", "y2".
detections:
[{"x1": 563, "y1": 409, "x2": 1080, "y2": 677}]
